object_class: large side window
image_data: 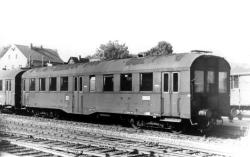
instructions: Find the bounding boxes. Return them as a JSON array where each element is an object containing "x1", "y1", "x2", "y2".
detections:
[
  {"x1": 194, "y1": 71, "x2": 204, "y2": 93},
  {"x1": 0, "y1": 80, "x2": 2, "y2": 91},
  {"x1": 49, "y1": 77, "x2": 57, "y2": 91},
  {"x1": 89, "y1": 75, "x2": 96, "y2": 92},
  {"x1": 173, "y1": 73, "x2": 179, "y2": 92},
  {"x1": 39, "y1": 78, "x2": 46, "y2": 91},
  {"x1": 140, "y1": 73, "x2": 153, "y2": 91},
  {"x1": 163, "y1": 73, "x2": 169, "y2": 92},
  {"x1": 120, "y1": 73, "x2": 132, "y2": 91},
  {"x1": 103, "y1": 74, "x2": 114, "y2": 91},
  {"x1": 29, "y1": 78, "x2": 36, "y2": 91},
  {"x1": 60, "y1": 77, "x2": 68, "y2": 91},
  {"x1": 207, "y1": 71, "x2": 215, "y2": 93},
  {"x1": 219, "y1": 72, "x2": 227, "y2": 93}
]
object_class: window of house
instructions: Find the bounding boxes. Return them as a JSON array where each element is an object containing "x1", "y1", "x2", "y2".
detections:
[
  {"x1": 29, "y1": 78, "x2": 36, "y2": 91},
  {"x1": 163, "y1": 73, "x2": 169, "y2": 92},
  {"x1": 23, "y1": 79, "x2": 25, "y2": 91},
  {"x1": 39, "y1": 78, "x2": 46, "y2": 91},
  {"x1": 89, "y1": 75, "x2": 96, "y2": 92},
  {"x1": 103, "y1": 75, "x2": 114, "y2": 91},
  {"x1": 49, "y1": 77, "x2": 57, "y2": 91},
  {"x1": 0, "y1": 80, "x2": 2, "y2": 91},
  {"x1": 173, "y1": 73, "x2": 179, "y2": 92},
  {"x1": 60, "y1": 77, "x2": 68, "y2": 91},
  {"x1": 79, "y1": 77, "x2": 83, "y2": 91},
  {"x1": 74, "y1": 77, "x2": 78, "y2": 91},
  {"x1": 231, "y1": 75, "x2": 239, "y2": 89},
  {"x1": 140, "y1": 73, "x2": 153, "y2": 91},
  {"x1": 194, "y1": 71, "x2": 204, "y2": 93},
  {"x1": 219, "y1": 72, "x2": 227, "y2": 93},
  {"x1": 16, "y1": 54, "x2": 18, "y2": 59},
  {"x1": 120, "y1": 73, "x2": 132, "y2": 91},
  {"x1": 207, "y1": 71, "x2": 215, "y2": 93}
]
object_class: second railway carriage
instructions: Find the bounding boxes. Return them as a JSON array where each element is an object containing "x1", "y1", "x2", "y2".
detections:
[
  {"x1": 22, "y1": 52, "x2": 230, "y2": 128},
  {"x1": 0, "y1": 69, "x2": 26, "y2": 110}
]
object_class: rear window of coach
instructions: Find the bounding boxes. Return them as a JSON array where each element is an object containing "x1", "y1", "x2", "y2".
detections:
[
  {"x1": 0, "y1": 80, "x2": 2, "y2": 91},
  {"x1": 29, "y1": 78, "x2": 36, "y2": 91}
]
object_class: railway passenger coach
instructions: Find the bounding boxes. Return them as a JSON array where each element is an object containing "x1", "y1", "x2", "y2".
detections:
[
  {"x1": 0, "y1": 69, "x2": 26, "y2": 109},
  {"x1": 21, "y1": 52, "x2": 230, "y2": 128}
]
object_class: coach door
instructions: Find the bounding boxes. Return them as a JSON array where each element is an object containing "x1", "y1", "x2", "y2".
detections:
[
  {"x1": 73, "y1": 76, "x2": 83, "y2": 114},
  {"x1": 5, "y1": 79, "x2": 12, "y2": 105},
  {"x1": 161, "y1": 72, "x2": 180, "y2": 117}
]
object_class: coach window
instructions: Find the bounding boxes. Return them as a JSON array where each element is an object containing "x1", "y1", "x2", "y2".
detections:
[
  {"x1": 29, "y1": 78, "x2": 36, "y2": 91},
  {"x1": 39, "y1": 78, "x2": 46, "y2": 91},
  {"x1": 60, "y1": 77, "x2": 68, "y2": 91},
  {"x1": 49, "y1": 77, "x2": 57, "y2": 91},
  {"x1": 74, "y1": 77, "x2": 78, "y2": 91},
  {"x1": 103, "y1": 74, "x2": 113, "y2": 91},
  {"x1": 231, "y1": 75, "x2": 239, "y2": 89},
  {"x1": 79, "y1": 77, "x2": 83, "y2": 91},
  {"x1": 164, "y1": 73, "x2": 169, "y2": 92},
  {"x1": 173, "y1": 73, "x2": 179, "y2": 92},
  {"x1": 120, "y1": 73, "x2": 132, "y2": 91},
  {"x1": 89, "y1": 75, "x2": 96, "y2": 92},
  {"x1": 140, "y1": 73, "x2": 153, "y2": 91},
  {"x1": 219, "y1": 72, "x2": 227, "y2": 93},
  {"x1": 22, "y1": 79, "x2": 25, "y2": 91},
  {"x1": 0, "y1": 80, "x2": 2, "y2": 91},
  {"x1": 194, "y1": 71, "x2": 204, "y2": 93},
  {"x1": 207, "y1": 71, "x2": 215, "y2": 93}
]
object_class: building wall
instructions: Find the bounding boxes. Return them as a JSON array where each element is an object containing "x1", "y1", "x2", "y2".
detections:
[{"x1": 0, "y1": 45, "x2": 27, "y2": 70}]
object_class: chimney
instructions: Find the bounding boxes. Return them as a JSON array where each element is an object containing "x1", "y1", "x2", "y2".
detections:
[
  {"x1": 30, "y1": 43, "x2": 33, "y2": 49},
  {"x1": 41, "y1": 45, "x2": 43, "y2": 49},
  {"x1": 79, "y1": 55, "x2": 81, "y2": 60}
]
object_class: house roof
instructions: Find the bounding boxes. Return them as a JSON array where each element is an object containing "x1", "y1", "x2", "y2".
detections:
[
  {"x1": 14, "y1": 44, "x2": 64, "y2": 63},
  {"x1": 0, "y1": 46, "x2": 11, "y2": 58}
]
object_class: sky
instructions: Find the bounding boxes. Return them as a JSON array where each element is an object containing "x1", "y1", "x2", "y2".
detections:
[{"x1": 0, "y1": 0, "x2": 250, "y2": 65}]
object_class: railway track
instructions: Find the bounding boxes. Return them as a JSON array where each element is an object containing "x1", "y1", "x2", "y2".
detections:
[{"x1": 0, "y1": 113, "x2": 244, "y2": 156}]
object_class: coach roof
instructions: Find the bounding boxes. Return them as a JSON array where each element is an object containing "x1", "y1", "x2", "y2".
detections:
[
  {"x1": 22, "y1": 53, "x2": 223, "y2": 77},
  {"x1": 0, "y1": 69, "x2": 25, "y2": 79}
]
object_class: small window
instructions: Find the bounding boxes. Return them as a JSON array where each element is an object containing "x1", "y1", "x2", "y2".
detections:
[
  {"x1": 60, "y1": 77, "x2": 68, "y2": 91},
  {"x1": 79, "y1": 77, "x2": 83, "y2": 91},
  {"x1": 194, "y1": 71, "x2": 204, "y2": 93},
  {"x1": 207, "y1": 71, "x2": 215, "y2": 93},
  {"x1": 16, "y1": 54, "x2": 18, "y2": 59},
  {"x1": 120, "y1": 73, "x2": 132, "y2": 91},
  {"x1": 74, "y1": 77, "x2": 78, "y2": 91},
  {"x1": 231, "y1": 75, "x2": 239, "y2": 89},
  {"x1": 29, "y1": 78, "x2": 36, "y2": 91},
  {"x1": 103, "y1": 75, "x2": 114, "y2": 91},
  {"x1": 89, "y1": 75, "x2": 96, "y2": 92},
  {"x1": 0, "y1": 80, "x2": 2, "y2": 91},
  {"x1": 23, "y1": 79, "x2": 25, "y2": 91},
  {"x1": 39, "y1": 78, "x2": 46, "y2": 91},
  {"x1": 219, "y1": 72, "x2": 227, "y2": 93},
  {"x1": 140, "y1": 73, "x2": 153, "y2": 91},
  {"x1": 49, "y1": 77, "x2": 57, "y2": 91},
  {"x1": 163, "y1": 73, "x2": 169, "y2": 92},
  {"x1": 5, "y1": 80, "x2": 8, "y2": 91},
  {"x1": 173, "y1": 73, "x2": 179, "y2": 92}
]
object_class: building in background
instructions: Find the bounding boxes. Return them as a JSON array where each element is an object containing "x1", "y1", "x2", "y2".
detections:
[{"x1": 0, "y1": 44, "x2": 64, "y2": 70}]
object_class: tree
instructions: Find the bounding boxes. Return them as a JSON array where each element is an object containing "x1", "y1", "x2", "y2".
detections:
[
  {"x1": 93, "y1": 40, "x2": 130, "y2": 60},
  {"x1": 140, "y1": 41, "x2": 173, "y2": 56}
]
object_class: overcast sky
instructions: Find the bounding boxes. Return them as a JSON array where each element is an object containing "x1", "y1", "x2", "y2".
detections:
[{"x1": 0, "y1": 0, "x2": 250, "y2": 65}]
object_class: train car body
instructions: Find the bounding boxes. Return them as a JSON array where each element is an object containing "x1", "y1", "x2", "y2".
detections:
[
  {"x1": 230, "y1": 72, "x2": 250, "y2": 110},
  {"x1": 22, "y1": 53, "x2": 230, "y2": 126},
  {"x1": 0, "y1": 69, "x2": 26, "y2": 109}
]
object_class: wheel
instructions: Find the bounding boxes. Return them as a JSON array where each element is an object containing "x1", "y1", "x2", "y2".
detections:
[{"x1": 238, "y1": 113, "x2": 243, "y2": 120}]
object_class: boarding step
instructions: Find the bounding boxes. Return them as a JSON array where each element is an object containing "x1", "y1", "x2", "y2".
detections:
[{"x1": 160, "y1": 118, "x2": 182, "y2": 123}]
